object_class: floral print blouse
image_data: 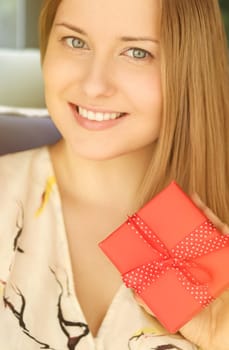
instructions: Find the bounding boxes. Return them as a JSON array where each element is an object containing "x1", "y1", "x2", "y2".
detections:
[{"x1": 0, "y1": 147, "x2": 200, "y2": 350}]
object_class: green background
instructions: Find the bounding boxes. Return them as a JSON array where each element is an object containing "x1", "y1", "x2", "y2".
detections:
[{"x1": 220, "y1": 0, "x2": 229, "y2": 42}]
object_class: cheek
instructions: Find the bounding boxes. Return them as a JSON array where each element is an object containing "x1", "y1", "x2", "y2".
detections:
[
  {"x1": 43, "y1": 59, "x2": 70, "y2": 94},
  {"x1": 120, "y1": 67, "x2": 162, "y2": 113},
  {"x1": 42, "y1": 50, "x2": 82, "y2": 96}
]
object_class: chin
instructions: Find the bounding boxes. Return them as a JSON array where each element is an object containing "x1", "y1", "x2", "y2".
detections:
[{"x1": 69, "y1": 144, "x2": 134, "y2": 161}]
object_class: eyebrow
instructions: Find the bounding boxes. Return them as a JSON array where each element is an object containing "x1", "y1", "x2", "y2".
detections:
[{"x1": 55, "y1": 22, "x2": 159, "y2": 44}]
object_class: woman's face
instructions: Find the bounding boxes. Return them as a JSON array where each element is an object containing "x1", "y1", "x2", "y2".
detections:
[{"x1": 43, "y1": 0, "x2": 162, "y2": 160}]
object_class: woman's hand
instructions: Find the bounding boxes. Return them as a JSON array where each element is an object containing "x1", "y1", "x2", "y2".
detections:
[{"x1": 135, "y1": 193, "x2": 229, "y2": 350}]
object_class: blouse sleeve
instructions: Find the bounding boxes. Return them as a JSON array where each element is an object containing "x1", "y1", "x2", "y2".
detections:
[{"x1": 0, "y1": 152, "x2": 30, "y2": 286}]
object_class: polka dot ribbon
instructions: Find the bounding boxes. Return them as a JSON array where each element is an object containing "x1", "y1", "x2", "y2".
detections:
[{"x1": 122, "y1": 214, "x2": 229, "y2": 307}]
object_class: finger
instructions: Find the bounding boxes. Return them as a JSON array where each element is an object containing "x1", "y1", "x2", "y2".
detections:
[
  {"x1": 191, "y1": 193, "x2": 229, "y2": 234},
  {"x1": 192, "y1": 193, "x2": 224, "y2": 228},
  {"x1": 134, "y1": 293, "x2": 155, "y2": 316}
]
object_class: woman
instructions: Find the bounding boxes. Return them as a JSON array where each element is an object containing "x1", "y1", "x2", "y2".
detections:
[{"x1": 0, "y1": 0, "x2": 228, "y2": 349}]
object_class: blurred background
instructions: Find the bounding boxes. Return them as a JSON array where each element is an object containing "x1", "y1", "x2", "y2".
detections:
[
  {"x1": 0, "y1": 0, "x2": 44, "y2": 108},
  {"x1": 0, "y1": 0, "x2": 60, "y2": 154},
  {"x1": 220, "y1": 0, "x2": 229, "y2": 40},
  {"x1": 0, "y1": 0, "x2": 42, "y2": 49}
]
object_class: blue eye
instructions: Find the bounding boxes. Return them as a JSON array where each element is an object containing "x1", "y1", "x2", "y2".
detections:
[
  {"x1": 65, "y1": 37, "x2": 87, "y2": 49},
  {"x1": 126, "y1": 48, "x2": 151, "y2": 59}
]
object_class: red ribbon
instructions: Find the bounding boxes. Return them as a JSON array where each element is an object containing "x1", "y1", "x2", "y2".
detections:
[{"x1": 122, "y1": 214, "x2": 229, "y2": 307}]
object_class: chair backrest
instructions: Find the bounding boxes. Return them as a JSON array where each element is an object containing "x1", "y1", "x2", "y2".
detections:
[
  {"x1": 0, "y1": 114, "x2": 61, "y2": 155},
  {"x1": 0, "y1": 49, "x2": 45, "y2": 108}
]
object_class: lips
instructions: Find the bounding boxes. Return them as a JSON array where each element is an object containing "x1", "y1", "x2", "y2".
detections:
[
  {"x1": 75, "y1": 104, "x2": 126, "y2": 122},
  {"x1": 69, "y1": 103, "x2": 128, "y2": 131}
]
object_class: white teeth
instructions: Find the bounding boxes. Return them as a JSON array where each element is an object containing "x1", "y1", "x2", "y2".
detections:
[
  {"x1": 96, "y1": 113, "x2": 104, "y2": 121},
  {"x1": 78, "y1": 106, "x2": 122, "y2": 121},
  {"x1": 104, "y1": 113, "x2": 112, "y2": 120},
  {"x1": 88, "y1": 111, "x2": 95, "y2": 120},
  {"x1": 79, "y1": 107, "x2": 87, "y2": 118},
  {"x1": 110, "y1": 113, "x2": 117, "y2": 120}
]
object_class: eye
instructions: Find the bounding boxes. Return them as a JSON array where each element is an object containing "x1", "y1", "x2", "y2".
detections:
[
  {"x1": 125, "y1": 48, "x2": 152, "y2": 60},
  {"x1": 64, "y1": 37, "x2": 88, "y2": 49}
]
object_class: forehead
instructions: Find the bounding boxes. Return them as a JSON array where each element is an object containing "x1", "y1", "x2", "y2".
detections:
[{"x1": 54, "y1": 0, "x2": 161, "y2": 37}]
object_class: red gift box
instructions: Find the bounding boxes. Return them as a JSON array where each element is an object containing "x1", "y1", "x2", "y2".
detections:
[{"x1": 99, "y1": 181, "x2": 229, "y2": 333}]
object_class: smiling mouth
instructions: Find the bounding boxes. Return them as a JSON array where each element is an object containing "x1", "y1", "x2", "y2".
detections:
[{"x1": 74, "y1": 104, "x2": 126, "y2": 122}]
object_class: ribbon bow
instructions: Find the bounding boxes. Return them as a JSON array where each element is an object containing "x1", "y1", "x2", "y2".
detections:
[{"x1": 122, "y1": 214, "x2": 229, "y2": 307}]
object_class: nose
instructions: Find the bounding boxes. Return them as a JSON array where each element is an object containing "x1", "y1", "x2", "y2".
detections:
[{"x1": 81, "y1": 57, "x2": 116, "y2": 99}]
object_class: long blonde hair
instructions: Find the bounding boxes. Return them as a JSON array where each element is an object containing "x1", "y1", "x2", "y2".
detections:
[
  {"x1": 39, "y1": 0, "x2": 229, "y2": 223},
  {"x1": 39, "y1": 0, "x2": 61, "y2": 61}
]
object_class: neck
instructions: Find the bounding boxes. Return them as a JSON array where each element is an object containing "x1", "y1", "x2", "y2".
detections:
[{"x1": 50, "y1": 139, "x2": 153, "y2": 212}]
